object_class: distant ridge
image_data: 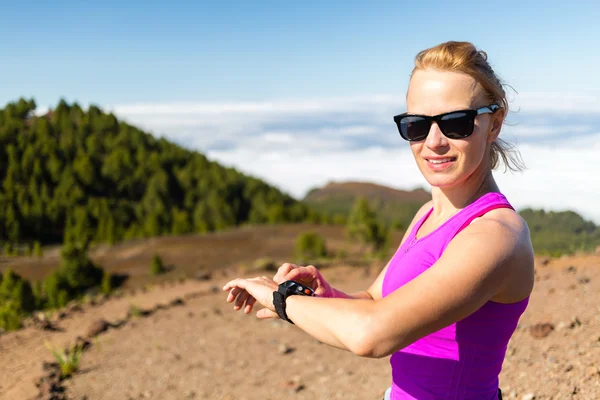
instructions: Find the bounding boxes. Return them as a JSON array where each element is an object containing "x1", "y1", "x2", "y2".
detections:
[
  {"x1": 304, "y1": 181, "x2": 430, "y2": 229},
  {"x1": 305, "y1": 181, "x2": 430, "y2": 203}
]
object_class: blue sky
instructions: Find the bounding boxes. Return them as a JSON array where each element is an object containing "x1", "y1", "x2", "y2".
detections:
[
  {"x1": 2, "y1": 1, "x2": 599, "y2": 106},
  {"x1": 1, "y1": 1, "x2": 600, "y2": 222}
]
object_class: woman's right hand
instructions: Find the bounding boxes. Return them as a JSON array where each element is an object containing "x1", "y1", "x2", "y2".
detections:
[
  {"x1": 273, "y1": 263, "x2": 335, "y2": 298},
  {"x1": 228, "y1": 263, "x2": 336, "y2": 318}
]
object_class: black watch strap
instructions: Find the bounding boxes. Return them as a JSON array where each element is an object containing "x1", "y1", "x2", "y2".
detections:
[
  {"x1": 272, "y1": 281, "x2": 315, "y2": 324},
  {"x1": 273, "y1": 289, "x2": 293, "y2": 324}
]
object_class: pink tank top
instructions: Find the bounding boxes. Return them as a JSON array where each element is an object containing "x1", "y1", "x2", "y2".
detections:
[{"x1": 382, "y1": 192, "x2": 529, "y2": 400}]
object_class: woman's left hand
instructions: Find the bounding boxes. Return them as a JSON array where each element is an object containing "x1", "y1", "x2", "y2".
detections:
[{"x1": 223, "y1": 276, "x2": 278, "y2": 317}]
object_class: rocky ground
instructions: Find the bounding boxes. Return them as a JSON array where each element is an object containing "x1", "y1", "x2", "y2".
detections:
[{"x1": 0, "y1": 254, "x2": 599, "y2": 400}]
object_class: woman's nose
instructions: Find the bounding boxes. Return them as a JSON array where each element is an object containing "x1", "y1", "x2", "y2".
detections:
[{"x1": 424, "y1": 122, "x2": 448, "y2": 150}]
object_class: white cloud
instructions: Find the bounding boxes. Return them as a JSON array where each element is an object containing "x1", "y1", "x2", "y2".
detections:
[
  {"x1": 511, "y1": 92, "x2": 600, "y2": 113},
  {"x1": 109, "y1": 93, "x2": 600, "y2": 224}
]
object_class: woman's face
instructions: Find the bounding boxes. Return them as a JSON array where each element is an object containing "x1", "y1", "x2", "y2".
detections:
[{"x1": 406, "y1": 69, "x2": 502, "y2": 189}]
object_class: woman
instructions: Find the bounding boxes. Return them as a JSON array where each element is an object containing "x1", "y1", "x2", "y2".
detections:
[{"x1": 223, "y1": 41, "x2": 535, "y2": 400}]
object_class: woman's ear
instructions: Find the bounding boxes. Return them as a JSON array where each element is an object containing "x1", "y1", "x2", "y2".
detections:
[{"x1": 487, "y1": 109, "x2": 504, "y2": 143}]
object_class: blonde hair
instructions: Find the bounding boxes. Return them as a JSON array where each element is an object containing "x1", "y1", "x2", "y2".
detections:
[{"x1": 411, "y1": 41, "x2": 524, "y2": 172}]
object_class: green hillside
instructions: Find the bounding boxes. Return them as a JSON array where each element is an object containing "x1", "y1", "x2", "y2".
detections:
[
  {"x1": 519, "y1": 208, "x2": 600, "y2": 256},
  {"x1": 0, "y1": 98, "x2": 320, "y2": 250}
]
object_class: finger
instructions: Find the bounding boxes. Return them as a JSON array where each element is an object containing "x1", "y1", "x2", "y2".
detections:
[
  {"x1": 244, "y1": 296, "x2": 257, "y2": 314},
  {"x1": 256, "y1": 308, "x2": 279, "y2": 319},
  {"x1": 234, "y1": 290, "x2": 251, "y2": 311},
  {"x1": 223, "y1": 278, "x2": 249, "y2": 292},
  {"x1": 226, "y1": 287, "x2": 245, "y2": 303},
  {"x1": 284, "y1": 267, "x2": 316, "y2": 285},
  {"x1": 273, "y1": 263, "x2": 297, "y2": 283}
]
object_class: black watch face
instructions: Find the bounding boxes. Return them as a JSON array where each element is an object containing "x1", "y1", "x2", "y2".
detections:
[{"x1": 282, "y1": 280, "x2": 314, "y2": 296}]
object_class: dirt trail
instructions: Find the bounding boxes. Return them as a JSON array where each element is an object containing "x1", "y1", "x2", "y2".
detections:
[
  {"x1": 1, "y1": 256, "x2": 599, "y2": 400},
  {"x1": 0, "y1": 280, "x2": 219, "y2": 400}
]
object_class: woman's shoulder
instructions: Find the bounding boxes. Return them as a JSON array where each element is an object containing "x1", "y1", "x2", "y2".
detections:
[
  {"x1": 474, "y1": 207, "x2": 535, "y2": 302},
  {"x1": 475, "y1": 205, "x2": 530, "y2": 240}
]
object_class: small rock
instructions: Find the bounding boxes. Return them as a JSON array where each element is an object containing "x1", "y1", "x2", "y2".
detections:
[
  {"x1": 529, "y1": 323, "x2": 554, "y2": 338},
  {"x1": 572, "y1": 386, "x2": 579, "y2": 395},
  {"x1": 565, "y1": 364, "x2": 574, "y2": 372},
  {"x1": 195, "y1": 269, "x2": 212, "y2": 281},
  {"x1": 170, "y1": 297, "x2": 185, "y2": 306},
  {"x1": 566, "y1": 265, "x2": 577, "y2": 273},
  {"x1": 556, "y1": 321, "x2": 567, "y2": 330},
  {"x1": 110, "y1": 319, "x2": 127, "y2": 328},
  {"x1": 586, "y1": 366, "x2": 599, "y2": 378},
  {"x1": 539, "y1": 257, "x2": 550, "y2": 266},
  {"x1": 278, "y1": 344, "x2": 295, "y2": 355},
  {"x1": 85, "y1": 319, "x2": 109, "y2": 338},
  {"x1": 280, "y1": 380, "x2": 305, "y2": 393},
  {"x1": 578, "y1": 276, "x2": 591, "y2": 284},
  {"x1": 185, "y1": 390, "x2": 197, "y2": 399},
  {"x1": 569, "y1": 317, "x2": 582, "y2": 329},
  {"x1": 53, "y1": 311, "x2": 67, "y2": 321},
  {"x1": 73, "y1": 336, "x2": 91, "y2": 351},
  {"x1": 521, "y1": 393, "x2": 535, "y2": 400}
]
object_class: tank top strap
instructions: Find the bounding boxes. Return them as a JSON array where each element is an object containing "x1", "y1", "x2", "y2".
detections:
[{"x1": 443, "y1": 192, "x2": 514, "y2": 242}]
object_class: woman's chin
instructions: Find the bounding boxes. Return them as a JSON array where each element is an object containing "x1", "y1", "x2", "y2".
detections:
[{"x1": 423, "y1": 173, "x2": 461, "y2": 188}]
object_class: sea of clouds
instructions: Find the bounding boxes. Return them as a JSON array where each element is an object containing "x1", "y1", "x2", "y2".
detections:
[{"x1": 109, "y1": 92, "x2": 600, "y2": 224}]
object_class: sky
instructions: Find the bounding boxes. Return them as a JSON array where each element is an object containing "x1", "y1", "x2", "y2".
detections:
[{"x1": 1, "y1": 1, "x2": 600, "y2": 222}]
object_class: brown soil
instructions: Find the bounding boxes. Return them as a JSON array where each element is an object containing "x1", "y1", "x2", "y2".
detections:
[
  {"x1": 1, "y1": 224, "x2": 402, "y2": 288},
  {"x1": 0, "y1": 232, "x2": 598, "y2": 399}
]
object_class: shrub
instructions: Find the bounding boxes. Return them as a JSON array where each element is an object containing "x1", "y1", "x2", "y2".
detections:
[
  {"x1": 45, "y1": 341, "x2": 83, "y2": 379},
  {"x1": 336, "y1": 248, "x2": 348, "y2": 260},
  {"x1": 128, "y1": 303, "x2": 142, "y2": 318},
  {"x1": 0, "y1": 268, "x2": 36, "y2": 313},
  {"x1": 150, "y1": 254, "x2": 166, "y2": 276},
  {"x1": 0, "y1": 302, "x2": 22, "y2": 331},
  {"x1": 101, "y1": 271, "x2": 112, "y2": 295},
  {"x1": 12, "y1": 280, "x2": 36, "y2": 313},
  {"x1": 60, "y1": 243, "x2": 103, "y2": 291},
  {"x1": 44, "y1": 272, "x2": 70, "y2": 309},
  {"x1": 3, "y1": 243, "x2": 12, "y2": 256},
  {"x1": 252, "y1": 257, "x2": 278, "y2": 272},
  {"x1": 295, "y1": 231, "x2": 328, "y2": 263},
  {"x1": 346, "y1": 198, "x2": 390, "y2": 253},
  {"x1": 33, "y1": 241, "x2": 43, "y2": 257},
  {"x1": 332, "y1": 214, "x2": 347, "y2": 225}
]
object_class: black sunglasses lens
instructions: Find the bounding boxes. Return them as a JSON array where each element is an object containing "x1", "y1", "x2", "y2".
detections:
[
  {"x1": 439, "y1": 112, "x2": 474, "y2": 138},
  {"x1": 399, "y1": 116, "x2": 430, "y2": 141}
]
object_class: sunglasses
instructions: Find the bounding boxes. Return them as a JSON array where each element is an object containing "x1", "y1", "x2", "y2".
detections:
[{"x1": 393, "y1": 104, "x2": 501, "y2": 141}]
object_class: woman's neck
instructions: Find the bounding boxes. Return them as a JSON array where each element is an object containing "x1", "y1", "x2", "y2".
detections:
[{"x1": 429, "y1": 167, "x2": 499, "y2": 221}]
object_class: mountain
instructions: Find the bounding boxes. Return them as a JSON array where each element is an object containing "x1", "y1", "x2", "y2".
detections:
[
  {"x1": 0, "y1": 98, "x2": 320, "y2": 249},
  {"x1": 304, "y1": 181, "x2": 431, "y2": 229}
]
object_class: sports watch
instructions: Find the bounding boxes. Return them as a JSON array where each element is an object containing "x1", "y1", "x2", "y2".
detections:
[{"x1": 272, "y1": 280, "x2": 315, "y2": 324}]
